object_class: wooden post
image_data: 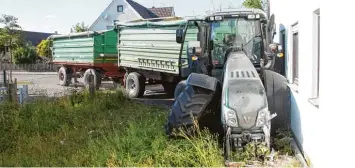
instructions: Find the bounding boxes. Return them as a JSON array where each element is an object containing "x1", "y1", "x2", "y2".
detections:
[
  {"x1": 8, "y1": 78, "x2": 17, "y2": 103},
  {"x1": 88, "y1": 74, "x2": 95, "y2": 97},
  {"x1": 2, "y1": 70, "x2": 6, "y2": 86},
  {"x1": 73, "y1": 68, "x2": 78, "y2": 88}
]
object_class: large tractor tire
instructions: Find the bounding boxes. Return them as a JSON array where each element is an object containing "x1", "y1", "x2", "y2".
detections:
[
  {"x1": 58, "y1": 67, "x2": 72, "y2": 86},
  {"x1": 263, "y1": 70, "x2": 291, "y2": 136},
  {"x1": 83, "y1": 69, "x2": 102, "y2": 90},
  {"x1": 125, "y1": 72, "x2": 146, "y2": 98},
  {"x1": 174, "y1": 80, "x2": 187, "y2": 100},
  {"x1": 165, "y1": 84, "x2": 218, "y2": 137}
]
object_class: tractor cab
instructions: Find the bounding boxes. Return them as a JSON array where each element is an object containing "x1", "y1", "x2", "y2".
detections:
[{"x1": 176, "y1": 9, "x2": 277, "y2": 81}]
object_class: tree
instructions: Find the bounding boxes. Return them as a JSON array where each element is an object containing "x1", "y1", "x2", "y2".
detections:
[
  {"x1": 242, "y1": 0, "x2": 263, "y2": 10},
  {"x1": 0, "y1": 14, "x2": 23, "y2": 82},
  {"x1": 36, "y1": 39, "x2": 52, "y2": 58},
  {"x1": 72, "y1": 21, "x2": 89, "y2": 33}
]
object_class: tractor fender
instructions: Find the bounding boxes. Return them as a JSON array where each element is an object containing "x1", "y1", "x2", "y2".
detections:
[{"x1": 186, "y1": 73, "x2": 218, "y2": 92}]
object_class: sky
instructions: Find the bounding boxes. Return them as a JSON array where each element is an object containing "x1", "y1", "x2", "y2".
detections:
[{"x1": 0, "y1": 0, "x2": 244, "y2": 34}]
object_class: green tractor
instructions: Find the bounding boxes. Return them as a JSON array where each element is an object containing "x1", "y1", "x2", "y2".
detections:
[{"x1": 165, "y1": 9, "x2": 290, "y2": 164}]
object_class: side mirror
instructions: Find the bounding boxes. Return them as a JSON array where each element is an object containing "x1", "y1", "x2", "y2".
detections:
[
  {"x1": 266, "y1": 14, "x2": 275, "y2": 44},
  {"x1": 269, "y1": 43, "x2": 284, "y2": 57},
  {"x1": 176, "y1": 28, "x2": 184, "y2": 44}
]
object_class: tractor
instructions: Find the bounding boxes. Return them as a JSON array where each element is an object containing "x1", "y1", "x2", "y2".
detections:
[{"x1": 165, "y1": 8, "x2": 290, "y2": 164}]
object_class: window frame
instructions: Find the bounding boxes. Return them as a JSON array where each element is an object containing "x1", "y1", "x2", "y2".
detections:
[
  {"x1": 291, "y1": 22, "x2": 299, "y2": 87},
  {"x1": 117, "y1": 5, "x2": 123, "y2": 12},
  {"x1": 309, "y1": 8, "x2": 320, "y2": 108}
]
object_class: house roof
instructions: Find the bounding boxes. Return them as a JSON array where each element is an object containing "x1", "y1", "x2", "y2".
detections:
[
  {"x1": 148, "y1": 7, "x2": 175, "y2": 17},
  {"x1": 126, "y1": 0, "x2": 158, "y2": 18},
  {"x1": 20, "y1": 31, "x2": 54, "y2": 46},
  {"x1": 0, "y1": 28, "x2": 54, "y2": 46}
]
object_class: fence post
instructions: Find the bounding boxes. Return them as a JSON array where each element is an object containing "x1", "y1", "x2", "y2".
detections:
[
  {"x1": 88, "y1": 74, "x2": 95, "y2": 97},
  {"x1": 73, "y1": 68, "x2": 78, "y2": 88},
  {"x1": 2, "y1": 70, "x2": 6, "y2": 87},
  {"x1": 8, "y1": 78, "x2": 18, "y2": 103}
]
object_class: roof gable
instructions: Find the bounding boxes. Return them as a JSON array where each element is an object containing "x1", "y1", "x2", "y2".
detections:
[
  {"x1": 89, "y1": 0, "x2": 159, "y2": 30},
  {"x1": 126, "y1": 0, "x2": 158, "y2": 19},
  {"x1": 148, "y1": 7, "x2": 175, "y2": 17}
]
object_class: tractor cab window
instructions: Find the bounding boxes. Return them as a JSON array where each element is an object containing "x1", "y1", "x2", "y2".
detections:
[{"x1": 210, "y1": 18, "x2": 262, "y2": 66}]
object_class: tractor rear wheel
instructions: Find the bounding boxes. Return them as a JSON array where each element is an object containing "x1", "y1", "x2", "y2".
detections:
[{"x1": 263, "y1": 70, "x2": 290, "y2": 136}]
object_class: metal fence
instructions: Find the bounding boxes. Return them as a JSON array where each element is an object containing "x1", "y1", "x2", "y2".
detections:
[{"x1": 0, "y1": 63, "x2": 60, "y2": 72}]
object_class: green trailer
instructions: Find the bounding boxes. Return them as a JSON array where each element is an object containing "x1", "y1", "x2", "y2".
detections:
[
  {"x1": 49, "y1": 29, "x2": 125, "y2": 89},
  {"x1": 115, "y1": 17, "x2": 202, "y2": 98}
]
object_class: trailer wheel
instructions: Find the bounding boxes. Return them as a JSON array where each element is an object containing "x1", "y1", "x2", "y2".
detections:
[
  {"x1": 174, "y1": 80, "x2": 187, "y2": 100},
  {"x1": 125, "y1": 72, "x2": 145, "y2": 98},
  {"x1": 58, "y1": 67, "x2": 71, "y2": 86},
  {"x1": 83, "y1": 69, "x2": 102, "y2": 90}
]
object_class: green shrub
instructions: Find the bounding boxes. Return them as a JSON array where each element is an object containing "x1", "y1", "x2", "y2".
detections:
[
  {"x1": 12, "y1": 45, "x2": 37, "y2": 64},
  {"x1": 36, "y1": 39, "x2": 52, "y2": 58}
]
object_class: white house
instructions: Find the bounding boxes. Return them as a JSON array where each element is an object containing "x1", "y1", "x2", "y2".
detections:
[
  {"x1": 89, "y1": 0, "x2": 175, "y2": 31},
  {"x1": 270, "y1": 0, "x2": 355, "y2": 167}
]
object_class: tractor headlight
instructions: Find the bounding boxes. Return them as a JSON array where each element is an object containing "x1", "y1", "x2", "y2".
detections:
[
  {"x1": 222, "y1": 105, "x2": 238, "y2": 127},
  {"x1": 256, "y1": 108, "x2": 269, "y2": 127}
]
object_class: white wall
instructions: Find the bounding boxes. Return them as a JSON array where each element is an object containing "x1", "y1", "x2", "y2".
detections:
[
  {"x1": 89, "y1": 0, "x2": 142, "y2": 31},
  {"x1": 270, "y1": 0, "x2": 322, "y2": 167}
]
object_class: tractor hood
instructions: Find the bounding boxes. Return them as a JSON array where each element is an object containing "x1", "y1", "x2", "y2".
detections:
[{"x1": 222, "y1": 51, "x2": 268, "y2": 129}]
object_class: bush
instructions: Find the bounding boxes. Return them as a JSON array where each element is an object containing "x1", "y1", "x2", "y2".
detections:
[
  {"x1": 12, "y1": 45, "x2": 37, "y2": 64},
  {"x1": 36, "y1": 39, "x2": 52, "y2": 58}
]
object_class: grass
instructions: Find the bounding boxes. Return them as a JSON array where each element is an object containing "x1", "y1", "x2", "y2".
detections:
[{"x1": 0, "y1": 90, "x2": 301, "y2": 167}]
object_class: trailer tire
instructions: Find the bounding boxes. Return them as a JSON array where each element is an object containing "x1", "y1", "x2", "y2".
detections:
[
  {"x1": 125, "y1": 72, "x2": 145, "y2": 98},
  {"x1": 58, "y1": 67, "x2": 71, "y2": 86},
  {"x1": 165, "y1": 85, "x2": 216, "y2": 137},
  {"x1": 174, "y1": 80, "x2": 187, "y2": 100},
  {"x1": 83, "y1": 69, "x2": 102, "y2": 90}
]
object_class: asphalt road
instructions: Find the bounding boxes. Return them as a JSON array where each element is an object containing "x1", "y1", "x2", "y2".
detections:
[{"x1": 10, "y1": 72, "x2": 174, "y2": 108}]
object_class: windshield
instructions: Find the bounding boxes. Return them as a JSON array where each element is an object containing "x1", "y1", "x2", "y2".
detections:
[{"x1": 210, "y1": 18, "x2": 262, "y2": 66}]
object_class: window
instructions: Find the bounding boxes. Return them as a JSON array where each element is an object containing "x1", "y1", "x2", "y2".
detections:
[
  {"x1": 106, "y1": 26, "x2": 114, "y2": 30},
  {"x1": 117, "y1": 5, "x2": 123, "y2": 12},
  {"x1": 310, "y1": 8, "x2": 320, "y2": 108},
  {"x1": 291, "y1": 23, "x2": 299, "y2": 86}
]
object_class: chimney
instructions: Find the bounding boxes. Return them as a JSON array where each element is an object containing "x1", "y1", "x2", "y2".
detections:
[{"x1": 55, "y1": 31, "x2": 58, "y2": 34}]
